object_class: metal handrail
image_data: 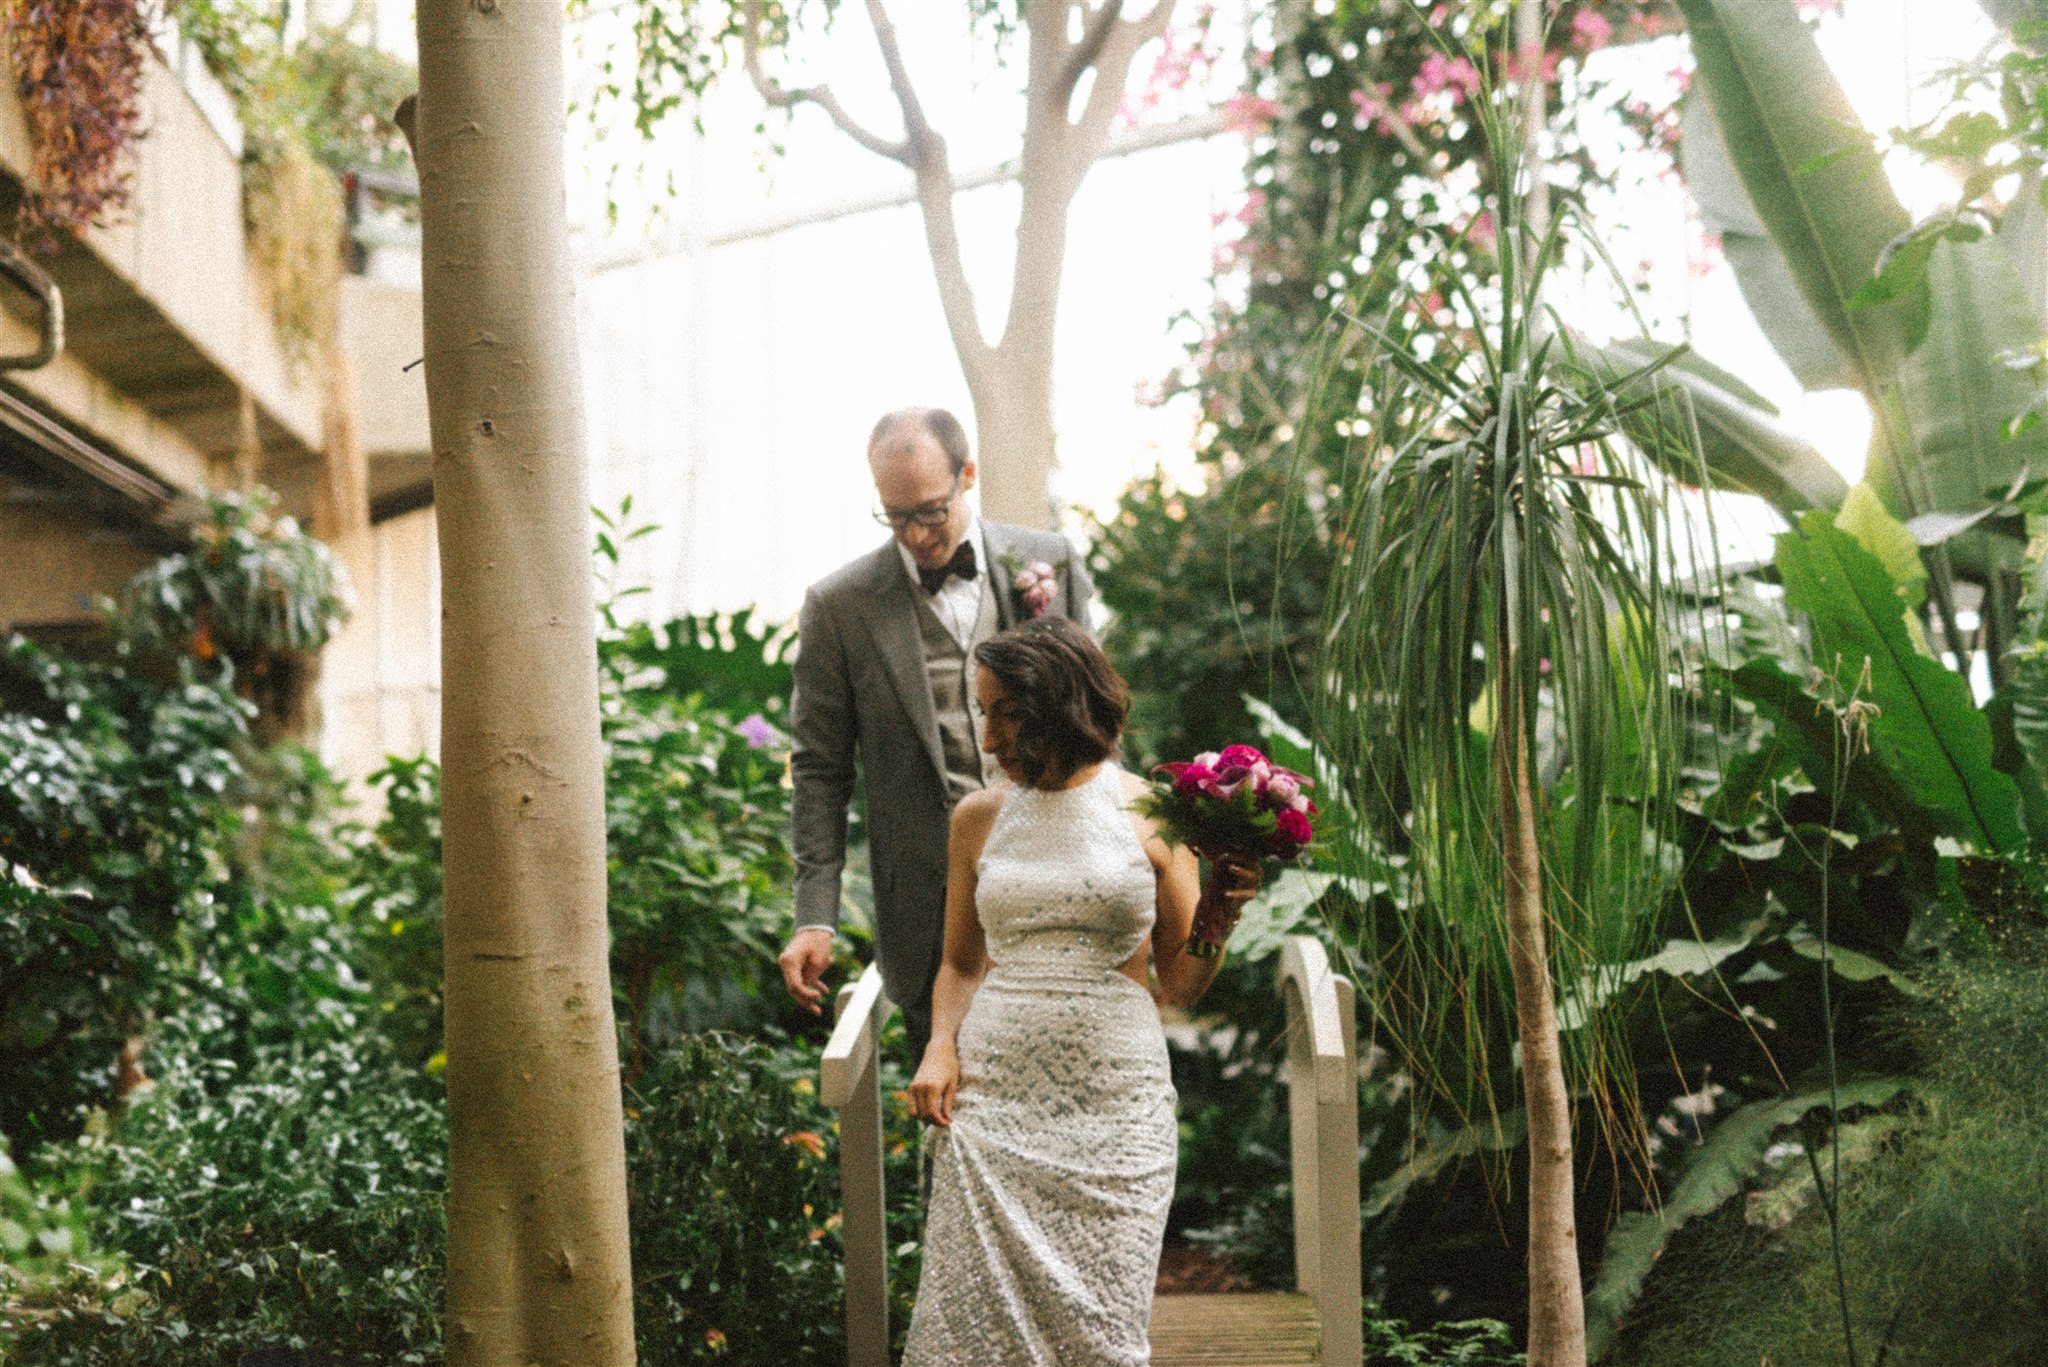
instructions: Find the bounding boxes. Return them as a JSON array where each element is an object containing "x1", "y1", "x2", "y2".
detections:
[
  {"x1": 821, "y1": 964, "x2": 893, "y2": 1367},
  {"x1": 1278, "y1": 935, "x2": 1363, "y2": 1367},
  {"x1": 0, "y1": 240, "x2": 63, "y2": 372}
]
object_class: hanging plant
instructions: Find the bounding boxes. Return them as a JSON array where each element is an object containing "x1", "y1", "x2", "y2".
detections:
[{"x1": 3, "y1": 0, "x2": 154, "y2": 241}]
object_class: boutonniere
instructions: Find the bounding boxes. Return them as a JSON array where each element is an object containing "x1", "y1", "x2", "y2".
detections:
[{"x1": 1001, "y1": 553, "x2": 1058, "y2": 619}]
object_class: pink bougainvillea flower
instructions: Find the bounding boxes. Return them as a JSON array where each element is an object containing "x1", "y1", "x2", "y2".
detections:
[
  {"x1": 1412, "y1": 52, "x2": 1481, "y2": 104},
  {"x1": 1223, "y1": 91, "x2": 1278, "y2": 137}
]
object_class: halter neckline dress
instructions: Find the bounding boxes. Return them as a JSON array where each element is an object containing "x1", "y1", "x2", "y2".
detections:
[{"x1": 903, "y1": 762, "x2": 1177, "y2": 1366}]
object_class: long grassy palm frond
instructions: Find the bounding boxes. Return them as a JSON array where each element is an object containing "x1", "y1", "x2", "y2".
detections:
[{"x1": 1299, "y1": 183, "x2": 1718, "y2": 1154}]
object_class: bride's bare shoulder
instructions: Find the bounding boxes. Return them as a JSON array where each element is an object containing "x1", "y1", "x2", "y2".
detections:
[{"x1": 952, "y1": 785, "x2": 1009, "y2": 828}]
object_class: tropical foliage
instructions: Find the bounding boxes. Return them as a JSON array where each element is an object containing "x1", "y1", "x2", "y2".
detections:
[{"x1": 1092, "y1": 0, "x2": 1688, "y2": 763}]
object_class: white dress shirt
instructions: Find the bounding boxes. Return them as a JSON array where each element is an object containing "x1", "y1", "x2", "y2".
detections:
[{"x1": 897, "y1": 520, "x2": 986, "y2": 649}]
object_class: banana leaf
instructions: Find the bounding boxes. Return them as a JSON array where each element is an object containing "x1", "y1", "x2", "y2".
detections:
[
  {"x1": 1882, "y1": 237, "x2": 2048, "y2": 577},
  {"x1": 1676, "y1": 0, "x2": 1926, "y2": 395},
  {"x1": 1678, "y1": 94, "x2": 1855, "y2": 392},
  {"x1": 1588, "y1": 337, "x2": 1847, "y2": 517}
]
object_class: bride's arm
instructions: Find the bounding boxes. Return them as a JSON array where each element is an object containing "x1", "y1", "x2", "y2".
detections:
[
  {"x1": 908, "y1": 790, "x2": 1000, "y2": 1128},
  {"x1": 1150, "y1": 841, "x2": 1261, "y2": 1009}
]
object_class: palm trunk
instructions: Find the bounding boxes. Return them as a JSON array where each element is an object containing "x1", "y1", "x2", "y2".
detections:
[
  {"x1": 1497, "y1": 667, "x2": 1587, "y2": 1367},
  {"x1": 404, "y1": 2, "x2": 636, "y2": 1361}
]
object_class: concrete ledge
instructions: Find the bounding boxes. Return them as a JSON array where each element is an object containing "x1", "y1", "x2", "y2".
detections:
[{"x1": 0, "y1": 34, "x2": 324, "y2": 493}]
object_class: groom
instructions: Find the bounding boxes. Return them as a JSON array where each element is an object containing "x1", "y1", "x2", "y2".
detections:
[{"x1": 779, "y1": 407, "x2": 1094, "y2": 1066}]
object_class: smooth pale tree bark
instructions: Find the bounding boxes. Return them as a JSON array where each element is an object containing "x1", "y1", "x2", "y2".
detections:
[
  {"x1": 399, "y1": 2, "x2": 636, "y2": 1362},
  {"x1": 743, "y1": 0, "x2": 1173, "y2": 527},
  {"x1": 1497, "y1": 663, "x2": 1587, "y2": 1367}
]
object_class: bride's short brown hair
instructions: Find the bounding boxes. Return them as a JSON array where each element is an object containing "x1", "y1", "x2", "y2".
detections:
[{"x1": 973, "y1": 618, "x2": 1128, "y2": 789}]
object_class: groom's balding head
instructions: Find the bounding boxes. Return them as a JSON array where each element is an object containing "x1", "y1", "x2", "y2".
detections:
[
  {"x1": 868, "y1": 407, "x2": 970, "y2": 476},
  {"x1": 868, "y1": 406, "x2": 977, "y2": 566}
]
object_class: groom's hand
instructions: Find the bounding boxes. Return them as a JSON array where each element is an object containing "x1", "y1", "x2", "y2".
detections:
[{"x1": 779, "y1": 928, "x2": 836, "y2": 1016}]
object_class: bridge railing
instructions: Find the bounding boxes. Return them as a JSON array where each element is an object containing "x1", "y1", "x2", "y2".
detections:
[
  {"x1": 819, "y1": 933, "x2": 1362, "y2": 1367},
  {"x1": 821, "y1": 965, "x2": 893, "y2": 1367},
  {"x1": 1277, "y1": 936, "x2": 1362, "y2": 1367}
]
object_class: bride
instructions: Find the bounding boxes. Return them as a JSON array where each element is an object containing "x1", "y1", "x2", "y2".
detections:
[{"x1": 903, "y1": 617, "x2": 1260, "y2": 1366}]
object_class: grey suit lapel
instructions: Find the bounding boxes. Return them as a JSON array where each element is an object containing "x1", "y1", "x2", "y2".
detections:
[
  {"x1": 860, "y1": 545, "x2": 948, "y2": 785},
  {"x1": 982, "y1": 522, "x2": 1017, "y2": 630}
]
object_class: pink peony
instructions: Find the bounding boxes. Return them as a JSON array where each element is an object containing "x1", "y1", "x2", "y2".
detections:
[
  {"x1": 1266, "y1": 771, "x2": 1303, "y2": 809},
  {"x1": 1209, "y1": 768, "x2": 1251, "y2": 801},
  {"x1": 1271, "y1": 807, "x2": 1314, "y2": 854},
  {"x1": 1191, "y1": 750, "x2": 1222, "y2": 769},
  {"x1": 1216, "y1": 744, "x2": 1267, "y2": 770},
  {"x1": 1172, "y1": 763, "x2": 1223, "y2": 799}
]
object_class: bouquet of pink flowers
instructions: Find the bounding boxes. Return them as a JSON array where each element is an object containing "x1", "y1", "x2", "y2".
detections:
[{"x1": 1135, "y1": 743, "x2": 1317, "y2": 958}]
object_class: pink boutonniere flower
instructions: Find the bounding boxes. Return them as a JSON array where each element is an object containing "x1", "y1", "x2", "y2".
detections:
[{"x1": 1010, "y1": 559, "x2": 1057, "y2": 619}]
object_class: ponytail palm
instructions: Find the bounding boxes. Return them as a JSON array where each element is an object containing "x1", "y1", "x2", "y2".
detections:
[{"x1": 1302, "y1": 119, "x2": 1713, "y2": 1367}]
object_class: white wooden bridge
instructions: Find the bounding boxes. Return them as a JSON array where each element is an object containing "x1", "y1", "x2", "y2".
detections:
[{"x1": 820, "y1": 936, "x2": 1364, "y2": 1367}]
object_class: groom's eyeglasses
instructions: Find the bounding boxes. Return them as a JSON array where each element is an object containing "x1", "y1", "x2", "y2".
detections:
[{"x1": 874, "y1": 471, "x2": 964, "y2": 531}]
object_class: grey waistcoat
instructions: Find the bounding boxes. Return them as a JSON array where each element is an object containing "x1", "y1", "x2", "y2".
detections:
[{"x1": 911, "y1": 572, "x2": 1001, "y2": 803}]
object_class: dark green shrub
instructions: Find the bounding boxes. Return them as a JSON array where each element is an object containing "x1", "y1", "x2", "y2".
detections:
[
  {"x1": 0, "y1": 637, "x2": 249, "y2": 1143},
  {"x1": 5, "y1": 1020, "x2": 447, "y2": 1366},
  {"x1": 342, "y1": 754, "x2": 445, "y2": 1068},
  {"x1": 626, "y1": 1033, "x2": 844, "y2": 1364},
  {"x1": 1613, "y1": 943, "x2": 2048, "y2": 1366}
]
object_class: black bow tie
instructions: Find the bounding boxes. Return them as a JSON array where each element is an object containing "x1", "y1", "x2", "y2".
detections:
[{"x1": 918, "y1": 540, "x2": 978, "y2": 595}]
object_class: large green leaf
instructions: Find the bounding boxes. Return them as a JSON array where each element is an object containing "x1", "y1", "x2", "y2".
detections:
[
  {"x1": 1676, "y1": 0, "x2": 1925, "y2": 393},
  {"x1": 1836, "y1": 482, "x2": 1928, "y2": 612},
  {"x1": 1586, "y1": 1078, "x2": 1912, "y2": 1362},
  {"x1": 1591, "y1": 337, "x2": 1847, "y2": 518},
  {"x1": 1723, "y1": 657, "x2": 1921, "y2": 835},
  {"x1": 1882, "y1": 238, "x2": 2048, "y2": 577},
  {"x1": 1678, "y1": 96, "x2": 1854, "y2": 392},
  {"x1": 1777, "y1": 512, "x2": 2024, "y2": 851}
]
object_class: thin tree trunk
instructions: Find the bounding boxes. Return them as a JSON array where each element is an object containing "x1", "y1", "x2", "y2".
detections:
[
  {"x1": 1497, "y1": 669, "x2": 1587, "y2": 1367},
  {"x1": 402, "y1": 0, "x2": 636, "y2": 1359},
  {"x1": 969, "y1": 346, "x2": 1058, "y2": 527}
]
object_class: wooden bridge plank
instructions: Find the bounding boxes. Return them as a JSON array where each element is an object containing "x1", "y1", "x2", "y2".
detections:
[{"x1": 1150, "y1": 1292, "x2": 1321, "y2": 1366}]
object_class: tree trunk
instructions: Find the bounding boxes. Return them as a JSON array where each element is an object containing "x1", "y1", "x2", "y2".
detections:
[
  {"x1": 1497, "y1": 669, "x2": 1586, "y2": 1367},
  {"x1": 404, "y1": 0, "x2": 636, "y2": 1361},
  {"x1": 969, "y1": 344, "x2": 1058, "y2": 527}
]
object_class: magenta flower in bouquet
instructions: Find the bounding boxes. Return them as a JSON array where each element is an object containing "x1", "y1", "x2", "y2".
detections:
[{"x1": 1135, "y1": 743, "x2": 1317, "y2": 957}]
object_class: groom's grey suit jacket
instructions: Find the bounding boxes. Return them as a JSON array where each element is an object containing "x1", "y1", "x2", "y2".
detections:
[{"x1": 789, "y1": 521, "x2": 1095, "y2": 1011}]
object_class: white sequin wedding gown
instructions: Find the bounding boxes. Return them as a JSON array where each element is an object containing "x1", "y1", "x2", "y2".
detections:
[{"x1": 904, "y1": 763, "x2": 1176, "y2": 1367}]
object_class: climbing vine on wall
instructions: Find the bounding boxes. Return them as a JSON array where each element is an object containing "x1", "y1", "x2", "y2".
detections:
[{"x1": 2, "y1": 0, "x2": 155, "y2": 241}]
